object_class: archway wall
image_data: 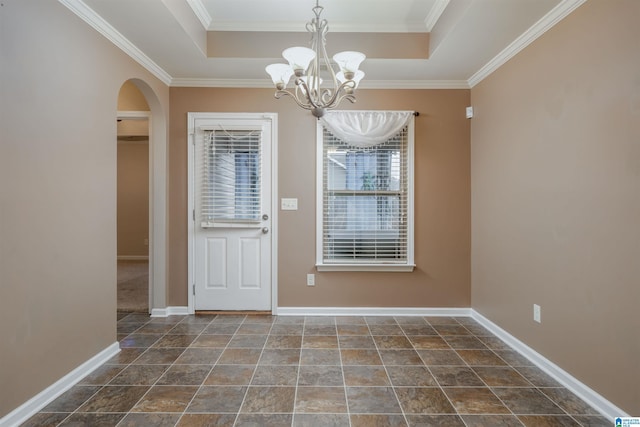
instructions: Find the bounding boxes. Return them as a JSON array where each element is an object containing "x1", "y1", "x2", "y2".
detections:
[{"x1": 0, "y1": 0, "x2": 169, "y2": 417}]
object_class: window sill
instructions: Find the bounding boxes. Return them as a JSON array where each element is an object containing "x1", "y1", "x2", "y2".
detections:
[{"x1": 316, "y1": 263, "x2": 415, "y2": 272}]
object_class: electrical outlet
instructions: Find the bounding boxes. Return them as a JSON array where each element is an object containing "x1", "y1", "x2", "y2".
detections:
[
  {"x1": 144, "y1": 238, "x2": 149, "y2": 246},
  {"x1": 533, "y1": 304, "x2": 541, "y2": 323},
  {"x1": 306, "y1": 274, "x2": 315, "y2": 286}
]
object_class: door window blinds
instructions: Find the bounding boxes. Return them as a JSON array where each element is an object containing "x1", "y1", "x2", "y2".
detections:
[
  {"x1": 321, "y1": 126, "x2": 409, "y2": 263},
  {"x1": 201, "y1": 129, "x2": 262, "y2": 225}
]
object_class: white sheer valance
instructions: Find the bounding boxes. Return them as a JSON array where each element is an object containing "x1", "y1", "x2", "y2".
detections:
[{"x1": 319, "y1": 110, "x2": 414, "y2": 148}]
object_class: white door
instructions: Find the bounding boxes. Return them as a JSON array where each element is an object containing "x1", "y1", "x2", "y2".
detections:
[{"x1": 193, "y1": 115, "x2": 273, "y2": 311}]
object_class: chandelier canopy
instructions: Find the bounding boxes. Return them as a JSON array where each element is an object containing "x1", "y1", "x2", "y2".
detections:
[{"x1": 265, "y1": 1, "x2": 365, "y2": 118}]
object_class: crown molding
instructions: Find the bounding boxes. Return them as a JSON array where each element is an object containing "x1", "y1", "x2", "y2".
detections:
[
  {"x1": 467, "y1": 0, "x2": 587, "y2": 88},
  {"x1": 210, "y1": 21, "x2": 427, "y2": 33},
  {"x1": 170, "y1": 78, "x2": 470, "y2": 90},
  {"x1": 361, "y1": 79, "x2": 469, "y2": 90},
  {"x1": 424, "y1": 0, "x2": 450, "y2": 32},
  {"x1": 58, "y1": 0, "x2": 172, "y2": 86},
  {"x1": 186, "y1": 0, "x2": 212, "y2": 30}
]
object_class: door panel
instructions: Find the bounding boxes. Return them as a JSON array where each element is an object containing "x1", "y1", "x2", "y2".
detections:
[{"x1": 193, "y1": 116, "x2": 272, "y2": 311}]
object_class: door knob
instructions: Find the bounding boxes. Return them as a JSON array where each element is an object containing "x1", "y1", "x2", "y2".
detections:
[
  {"x1": 262, "y1": 227, "x2": 269, "y2": 234},
  {"x1": 262, "y1": 214, "x2": 269, "y2": 220}
]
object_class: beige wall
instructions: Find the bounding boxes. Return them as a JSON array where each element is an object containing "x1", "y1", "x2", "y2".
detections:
[
  {"x1": 169, "y1": 88, "x2": 471, "y2": 308},
  {"x1": 471, "y1": 0, "x2": 640, "y2": 414},
  {"x1": 0, "y1": 0, "x2": 169, "y2": 417},
  {"x1": 117, "y1": 141, "x2": 149, "y2": 257}
]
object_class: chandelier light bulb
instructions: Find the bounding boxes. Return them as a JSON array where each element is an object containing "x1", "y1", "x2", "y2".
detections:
[
  {"x1": 333, "y1": 51, "x2": 366, "y2": 78},
  {"x1": 282, "y1": 47, "x2": 316, "y2": 76},
  {"x1": 265, "y1": 64, "x2": 294, "y2": 90}
]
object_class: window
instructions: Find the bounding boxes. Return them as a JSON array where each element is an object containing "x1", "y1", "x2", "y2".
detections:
[
  {"x1": 316, "y1": 111, "x2": 415, "y2": 271},
  {"x1": 201, "y1": 129, "x2": 262, "y2": 225}
]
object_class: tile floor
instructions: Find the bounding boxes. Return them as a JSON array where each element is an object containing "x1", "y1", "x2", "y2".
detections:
[{"x1": 22, "y1": 313, "x2": 611, "y2": 426}]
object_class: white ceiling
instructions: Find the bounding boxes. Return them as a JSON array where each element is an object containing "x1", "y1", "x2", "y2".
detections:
[{"x1": 64, "y1": 0, "x2": 586, "y2": 88}]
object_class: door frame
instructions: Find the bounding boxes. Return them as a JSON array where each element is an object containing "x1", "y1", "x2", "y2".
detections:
[
  {"x1": 117, "y1": 110, "x2": 153, "y2": 312},
  {"x1": 187, "y1": 112, "x2": 278, "y2": 314}
]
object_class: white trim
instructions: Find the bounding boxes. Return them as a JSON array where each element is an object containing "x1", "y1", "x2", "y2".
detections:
[
  {"x1": 275, "y1": 307, "x2": 472, "y2": 317},
  {"x1": 150, "y1": 306, "x2": 190, "y2": 317},
  {"x1": 424, "y1": 0, "x2": 450, "y2": 32},
  {"x1": 471, "y1": 310, "x2": 629, "y2": 420},
  {"x1": 316, "y1": 113, "x2": 415, "y2": 271},
  {"x1": 116, "y1": 110, "x2": 151, "y2": 119},
  {"x1": 170, "y1": 78, "x2": 470, "y2": 90},
  {"x1": 209, "y1": 21, "x2": 428, "y2": 33},
  {"x1": 467, "y1": 0, "x2": 587, "y2": 87},
  {"x1": 117, "y1": 255, "x2": 149, "y2": 261},
  {"x1": 58, "y1": 0, "x2": 172, "y2": 85},
  {"x1": 186, "y1": 0, "x2": 212, "y2": 30},
  {"x1": 316, "y1": 264, "x2": 415, "y2": 272},
  {"x1": 0, "y1": 343, "x2": 120, "y2": 427},
  {"x1": 187, "y1": 113, "x2": 278, "y2": 315}
]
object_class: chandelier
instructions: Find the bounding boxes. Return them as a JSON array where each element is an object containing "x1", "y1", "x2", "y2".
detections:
[{"x1": 265, "y1": 0, "x2": 365, "y2": 118}]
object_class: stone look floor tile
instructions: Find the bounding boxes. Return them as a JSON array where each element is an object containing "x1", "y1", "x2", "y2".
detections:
[
  {"x1": 539, "y1": 387, "x2": 599, "y2": 415},
  {"x1": 235, "y1": 414, "x2": 293, "y2": 426},
  {"x1": 40, "y1": 385, "x2": 102, "y2": 412},
  {"x1": 58, "y1": 413, "x2": 126, "y2": 426},
  {"x1": 444, "y1": 387, "x2": 511, "y2": 414},
  {"x1": 132, "y1": 385, "x2": 198, "y2": 412},
  {"x1": 241, "y1": 386, "x2": 296, "y2": 413},
  {"x1": 408, "y1": 335, "x2": 450, "y2": 349},
  {"x1": 119, "y1": 413, "x2": 181, "y2": 426},
  {"x1": 343, "y1": 365, "x2": 390, "y2": 386},
  {"x1": 341, "y1": 349, "x2": 383, "y2": 365},
  {"x1": 204, "y1": 365, "x2": 255, "y2": 385},
  {"x1": 302, "y1": 335, "x2": 339, "y2": 348},
  {"x1": 430, "y1": 366, "x2": 485, "y2": 387},
  {"x1": 406, "y1": 414, "x2": 467, "y2": 426},
  {"x1": 19, "y1": 412, "x2": 70, "y2": 427},
  {"x1": 252, "y1": 365, "x2": 299, "y2": 385},
  {"x1": 492, "y1": 387, "x2": 565, "y2": 415},
  {"x1": 350, "y1": 414, "x2": 408, "y2": 427},
  {"x1": 292, "y1": 413, "x2": 350, "y2": 427},
  {"x1": 346, "y1": 386, "x2": 402, "y2": 414},
  {"x1": 386, "y1": 366, "x2": 438, "y2": 386},
  {"x1": 396, "y1": 387, "x2": 456, "y2": 414},
  {"x1": 25, "y1": 314, "x2": 606, "y2": 426},
  {"x1": 77, "y1": 385, "x2": 149, "y2": 413},
  {"x1": 517, "y1": 415, "x2": 582, "y2": 426},
  {"x1": 461, "y1": 414, "x2": 525, "y2": 426},
  {"x1": 295, "y1": 386, "x2": 348, "y2": 413},
  {"x1": 300, "y1": 348, "x2": 340, "y2": 365},
  {"x1": 156, "y1": 364, "x2": 212, "y2": 385},
  {"x1": 472, "y1": 366, "x2": 533, "y2": 387},
  {"x1": 176, "y1": 413, "x2": 236, "y2": 427},
  {"x1": 186, "y1": 386, "x2": 247, "y2": 412},
  {"x1": 266, "y1": 334, "x2": 302, "y2": 349},
  {"x1": 110, "y1": 364, "x2": 169, "y2": 385},
  {"x1": 298, "y1": 365, "x2": 344, "y2": 386}
]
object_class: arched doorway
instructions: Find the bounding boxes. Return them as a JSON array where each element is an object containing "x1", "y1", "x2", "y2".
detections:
[{"x1": 116, "y1": 79, "x2": 168, "y2": 314}]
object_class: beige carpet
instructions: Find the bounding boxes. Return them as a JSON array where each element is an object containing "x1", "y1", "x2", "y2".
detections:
[{"x1": 117, "y1": 260, "x2": 148, "y2": 312}]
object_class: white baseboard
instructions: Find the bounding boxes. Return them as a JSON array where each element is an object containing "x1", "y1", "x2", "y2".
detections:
[
  {"x1": 117, "y1": 255, "x2": 149, "y2": 261},
  {"x1": 471, "y1": 310, "x2": 629, "y2": 419},
  {"x1": 275, "y1": 306, "x2": 472, "y2": 317},
  {"x1": 150, "y1": 306, "x2": 189, "y2": 317},
  {"x1": 0, "y1": 342, "x2": 120, "y2": 427}
]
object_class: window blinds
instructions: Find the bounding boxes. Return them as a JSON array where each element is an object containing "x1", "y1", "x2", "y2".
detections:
[
  {"x1": 201, "y1": 129, "x2": 262, "y2": 225},
  {"x1": 322, "y1": 126, "x2": 408, "y2": 262}
]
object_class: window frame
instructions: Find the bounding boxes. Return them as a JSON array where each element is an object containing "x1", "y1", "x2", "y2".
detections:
[{"x1": 315, "y1": 114, "x2": 415, "y2": 272}]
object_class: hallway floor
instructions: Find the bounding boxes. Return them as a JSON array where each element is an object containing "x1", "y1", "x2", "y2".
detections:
[{"x1": 22, "y1": 314, "x2": 610, "y2": 426}]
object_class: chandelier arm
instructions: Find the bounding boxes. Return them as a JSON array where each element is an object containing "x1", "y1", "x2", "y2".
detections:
[
  {"x1": 319, "y1": 80, "x2": 357, "y2": 109},
  {"x1": 274, "y1": 90, "x2": 314, "y2": 111}
]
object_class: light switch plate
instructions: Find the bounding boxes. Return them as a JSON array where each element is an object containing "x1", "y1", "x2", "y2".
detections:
[{"x1": 281, "y1": 198, "x2": 298, "y2": 210}]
